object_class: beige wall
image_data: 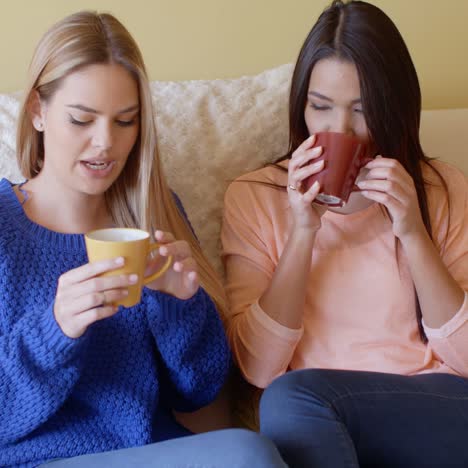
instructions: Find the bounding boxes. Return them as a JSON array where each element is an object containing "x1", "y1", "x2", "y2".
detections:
[{"x1": 1, "y1": 0, "x2": 466, "y2": 109}]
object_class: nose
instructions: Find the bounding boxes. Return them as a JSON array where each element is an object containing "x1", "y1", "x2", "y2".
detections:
[
  {"x1": 328, "y1": 109, "x2": 355, "y2": 135},
  {"x1": 92, "y1": 121, "x2": 113, "y2": 150}
]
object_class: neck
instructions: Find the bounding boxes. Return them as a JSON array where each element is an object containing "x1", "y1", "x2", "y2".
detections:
[{"x1": 21, "y1": 172, "x2": 113, "y2": 234}]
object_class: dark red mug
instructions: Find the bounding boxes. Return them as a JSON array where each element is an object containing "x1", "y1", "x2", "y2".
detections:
[{"x1": 303, "y1": 132, "x2": 372, "y2": 207}]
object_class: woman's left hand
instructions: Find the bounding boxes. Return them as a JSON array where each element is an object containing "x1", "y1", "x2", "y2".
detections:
[
  {"x1": 145, "y1": 230, "x2": 199, "y2": 300},
  {"x1": 357, "y1": 156, "x2": 426, "y2": 241}
]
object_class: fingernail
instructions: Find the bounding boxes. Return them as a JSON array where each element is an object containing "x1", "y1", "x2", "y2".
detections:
[
  {"x1": 311, "y1": 160, "x2": 324, "y2": 168},
  {"x1": 115, "y1": 257, "x2": 124, "y2": 265},
  {"x1": 312, "y1": 181, "x2": 320, "y2": 190},
  {"x1": 123, "y1": 290, "x2": 129, "y2": 296},
  {"x1": 129, "y1": 274, "x2": 138, "y2": 283}
]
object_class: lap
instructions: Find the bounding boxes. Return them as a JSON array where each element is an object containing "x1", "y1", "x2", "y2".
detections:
[
  {"x1": 42, "y1": 429, "x2": 286, "y2": 468},
  {"x1": 261, "y1": 369, "x2": 468, "y2": 468},
  {"x1": 265, "y1": 368, "x2": 468, "y2": 399}
]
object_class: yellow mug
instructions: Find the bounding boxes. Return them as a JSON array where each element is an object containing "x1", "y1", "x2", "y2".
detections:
[{"x1": 85, "y1": 228, "x2": 173, "y2": 308}]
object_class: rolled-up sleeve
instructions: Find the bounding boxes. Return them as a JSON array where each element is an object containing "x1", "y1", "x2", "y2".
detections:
[
  {"x1": 424, "y1": 163, "x2": 468, "y2": 375},
  {"x1": 222, "y1": 179, "x2": 302, "y2": 388}
]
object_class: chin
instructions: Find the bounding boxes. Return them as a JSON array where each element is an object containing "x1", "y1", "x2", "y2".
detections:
[
  {"x1": 326, "y1": 192, "x2": 374, "y2": 215},
  {"x1": 78, "y1": 179, "x2": 115, "y2": 197}
]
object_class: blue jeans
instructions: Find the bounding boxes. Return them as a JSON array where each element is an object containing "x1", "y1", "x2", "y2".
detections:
[
  {"x1": 259, "y1": 369, "x2": 468, "y2": 468},
  {"x1": 42, "y1": 429, "x2": 287, "y2": 468}
]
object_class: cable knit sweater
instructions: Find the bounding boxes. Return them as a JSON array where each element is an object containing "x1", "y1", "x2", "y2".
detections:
[{"x1": 0, "y1": 178, "x2": 231, "y2": 468}]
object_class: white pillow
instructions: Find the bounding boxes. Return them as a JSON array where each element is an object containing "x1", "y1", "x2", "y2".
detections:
[
  {"x1": 0, "y1": 91, "x2": 23, "y2": 183},
  {"x1": 151, "y1": 64, "x2": 292, "y2": 274}
]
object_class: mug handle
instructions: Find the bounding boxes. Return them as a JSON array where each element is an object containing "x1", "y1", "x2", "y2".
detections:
[{"x1": 143, "y1": 243, "x2": 173, "y2": 284}]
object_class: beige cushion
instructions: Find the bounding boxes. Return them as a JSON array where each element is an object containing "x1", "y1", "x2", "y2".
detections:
[{"x1": 0, "y1": 64, "x2": 466, "y2": 277}]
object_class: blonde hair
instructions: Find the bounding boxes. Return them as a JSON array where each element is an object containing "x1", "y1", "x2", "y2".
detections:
[{"x1": 16, "y1": 11, "x2": 228, "y2": 317}]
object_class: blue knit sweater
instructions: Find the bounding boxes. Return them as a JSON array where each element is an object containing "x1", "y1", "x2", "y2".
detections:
[{"x1": 0, "y1": 178, "x2": 231, "y2": 467}]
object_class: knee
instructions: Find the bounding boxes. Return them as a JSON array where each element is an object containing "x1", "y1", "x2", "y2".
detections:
[
  {"x1": 259, "y1": 369, "x2": 335, "y2": 426},
  {"x1": 221, "y1": 429, "x2": 285, "y2": 467}
]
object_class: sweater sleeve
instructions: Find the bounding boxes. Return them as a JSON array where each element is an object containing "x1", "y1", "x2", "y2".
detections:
[
  {"x1": 0, "y1": 302, "x2": 86, "y2": 445},
  {"x1": 221, "y1": 180, "x2": 302, "y2": 388},
  {"x1": 423, "y1": 163, "x2": 468, "y2": 375},
  {"x1": 144, "y1": 287, "x2": 230, "y2": 411}
]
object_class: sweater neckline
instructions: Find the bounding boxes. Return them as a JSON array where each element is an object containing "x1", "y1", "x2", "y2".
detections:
[{"x1": 0, "y1": 178, "x2": 85, "y2": 251}]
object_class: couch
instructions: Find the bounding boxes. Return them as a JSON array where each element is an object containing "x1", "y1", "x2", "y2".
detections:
[
  {"x1": 2, "y1": 63, "x2": 466, "y2": 278},
  {"x1": 0, "y1": 63, "x2": 467, "y2": 431}
]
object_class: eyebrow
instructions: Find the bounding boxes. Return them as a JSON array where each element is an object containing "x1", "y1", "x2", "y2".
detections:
[
  {"x1": 308, "y1": 91, "x2": 361, "y2": 104},
  {"x1": 66, "y1": 104, "x2": 140, "y2": 114}
]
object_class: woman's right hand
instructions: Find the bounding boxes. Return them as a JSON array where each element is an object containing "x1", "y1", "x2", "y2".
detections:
[
  {"x1": 54, "y1": 257, "x2": 138, "y2": 339},
  {"x1": 287, "y1": 135, "x2": 327, "y2": 230}
]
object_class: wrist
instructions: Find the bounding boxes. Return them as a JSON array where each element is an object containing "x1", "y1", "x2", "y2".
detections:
[
  {"x1": 399, "y1": 226, "x2": 431, "y2": 253},
  {"x1": 291, "y1": 220, "x2": 321, "y2": 237}
]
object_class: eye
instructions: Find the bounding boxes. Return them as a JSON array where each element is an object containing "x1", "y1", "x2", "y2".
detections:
[
  {"x1": 116, "y1": 118, "x2": 137, "y2": 127},
  {"x1": 353, "y1": 107, "x2": 364, "y2": 114},
  {"x1": 310, "y1": 102, "x2": 331, "y2": 111},
  {"x1": 69, "y1": 115, "x2": 92, "y2": 126}
]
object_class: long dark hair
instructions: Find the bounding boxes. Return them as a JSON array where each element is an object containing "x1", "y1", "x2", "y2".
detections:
[{"x1": 275, "y1": 0, "x2": 450, "y2": 342}]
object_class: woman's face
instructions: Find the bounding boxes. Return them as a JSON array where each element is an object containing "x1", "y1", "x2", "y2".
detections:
[
  {"x1": 304, "y1": 57, "x2": 374, "y2": 214},
  {"x1": 304, "y1": 57, "x2": 369, "y2": 143},
  {"x1": 33, "y1": 63, "x2": 140, "y2": 196}
]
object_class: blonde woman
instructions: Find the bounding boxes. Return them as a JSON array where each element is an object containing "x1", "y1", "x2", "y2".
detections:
[{"x1": 0, "y1": 11, "x2": 285, "y2": 468}]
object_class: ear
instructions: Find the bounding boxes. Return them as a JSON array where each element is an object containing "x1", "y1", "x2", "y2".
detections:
[{"x1": 28, "y1": 90, "x2": 46, "y2": 132}]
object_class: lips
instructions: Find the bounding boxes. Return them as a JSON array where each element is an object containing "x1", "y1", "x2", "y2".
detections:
[
  {"x1": 79, "y1": 159, "x2": 116, "y2": 179},
  {"x1": 82, "y1": 161, "x2": 113, "y2": 170}
]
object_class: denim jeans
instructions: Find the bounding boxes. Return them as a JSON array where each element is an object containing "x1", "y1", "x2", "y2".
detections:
[
  {"x1": 259, "y1": 369, "x2": 468, "y2": 468},
  {"x1": 42, "y1": 428, "x2": 287, "y2": 468}
]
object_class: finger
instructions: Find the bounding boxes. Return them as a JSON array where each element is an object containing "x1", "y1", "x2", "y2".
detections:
[
  {"x1": 158, "y1": 240, "x2": 191, "y2": 261},
  {"x1": 293, "y1": 134, "x2": 317, "y2": 154},
  {"x1": 360, "y1": 189, "x2": 403, "y2": 212},
  {"x1": 293, "y1": 159, "x2": 325, "y2": 184},
  {"x1": 302, "y1": 180, "x2": 321, "y2": 204},
  {"x1": 364, "y1": 157, "x2": 407, "y2": 175},
  {"x1": 59, "y1": 257, "x2": 125, "y2": 287},
  {"x1": 73, "y1": 304, "x2": 121, "y2": 333},
  {"x1": 181, "y1": 270, "x2": 200, "y2": 298},
  {"x1": 154, "y1": 230, "x2": 176, "y2": 244},
  {"x1": 290, "y1": 145, "x2": 323, "y2": 171},
  {"x1": 365, "y1": 164, "x2": 413, "y2": 185},
  {"x1": 64, "y1": 274, "x2": 138, "y2": 301},
  {"x1": 357, "y1": 179, "x2": 408, "y2": 205},
  {"x1": 173, "y1": 256, "x2": 198, "y2": 274},
  {"x1": 67, "y1": 288, "x2": 130, "y2": 314}
]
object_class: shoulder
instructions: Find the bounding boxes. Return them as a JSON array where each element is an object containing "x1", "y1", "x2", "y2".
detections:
[
  {"x1": 423, "y1": 159, "x2": 467, "y2": 186},
  {"x1": 0, "y1": 178, "x2": 19, "y2": 234},
  {"x1": 224, "y1": 163, "x2": 289, "y2": 210},
  {"x1": 423, "y1": 159, "x2": 467, "y2": 206}
]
